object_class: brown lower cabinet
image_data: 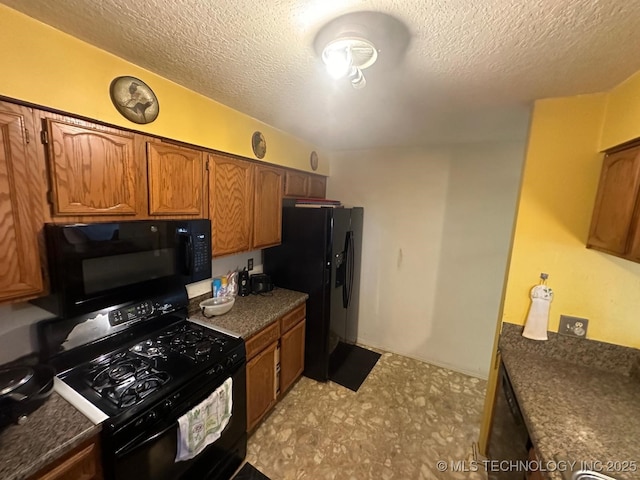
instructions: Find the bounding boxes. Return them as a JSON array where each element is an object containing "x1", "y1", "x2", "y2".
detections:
[
  {"x1": 246, "y1": 341, "x2": 278, "y2": 431},
  {"x1": 29, "y1": 435, "x2": 102, "y2": 480},
  {"x1": 245, "y1": 303, "x2": 306, "y2": 432},
  {"x1": 526, "y1": 447, "x2": 544, "y2": 480},
  {"x1": 280, "y1": 316, "x2": 305, "y2": 395}
]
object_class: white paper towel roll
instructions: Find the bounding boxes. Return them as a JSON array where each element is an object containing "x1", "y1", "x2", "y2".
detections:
[{"x1": 522, "y1": 284, "x2": 553, "y2": 341}]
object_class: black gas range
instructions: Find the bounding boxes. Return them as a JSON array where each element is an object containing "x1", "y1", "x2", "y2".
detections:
[{"x1": 38, "y1": 280, "x2": 247, "y2": 480}]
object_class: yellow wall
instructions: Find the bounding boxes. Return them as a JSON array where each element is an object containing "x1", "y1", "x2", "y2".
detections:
[
  {"x1": 502, "y1": 93, "x2": 640, "y2": 348},
  {"x1": 601, "y1": 70, "x2": 640, "y2": 151},
  {"x1": 480, "y1": 92, "x2": 640, "y2": 455},
  {"x1": 0, "y1": 5, "x2": 328, "y2": 174}
]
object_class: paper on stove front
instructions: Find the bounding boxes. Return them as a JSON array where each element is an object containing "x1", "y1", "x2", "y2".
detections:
[{"x1": 175, "y1": 377, "x2": 233, "y2": 462}]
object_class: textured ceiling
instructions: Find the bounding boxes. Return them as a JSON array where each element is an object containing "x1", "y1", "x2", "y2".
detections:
[{"x1": 4, "y1": 0, "x2": 640, "y2": 150}]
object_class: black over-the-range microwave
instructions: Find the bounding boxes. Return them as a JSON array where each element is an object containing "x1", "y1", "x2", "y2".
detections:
[{"x1": 32, "y1": 219, "x2": 211, "y2": 318}]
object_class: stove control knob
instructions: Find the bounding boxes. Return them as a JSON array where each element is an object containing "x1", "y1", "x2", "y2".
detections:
[
  {"x1": 215, "y1": 364, "x2": 224, "y2": 373},
  {"x1": 225, "y1": 357, "x2": 234, "y2": 368},
  {"x1": 146, "y1": 411, "x2": 157, "y2": 422},
  {"x1": 164, "y1": 399, "x2": 173, "y2": 411}
]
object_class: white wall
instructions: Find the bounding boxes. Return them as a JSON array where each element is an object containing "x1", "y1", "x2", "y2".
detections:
[
  {"x1": 328, "y1": 142, "x2": 525, "y2": 378},
  {"x1": 0, "y1": 303, "x2": 55, "y2": 364},
  {"x1": 186, "y1": 250, "x2": 262, "y2": 298},
  {"x1": 429, "y1": 143, "x2": 524, "y2": 377}
]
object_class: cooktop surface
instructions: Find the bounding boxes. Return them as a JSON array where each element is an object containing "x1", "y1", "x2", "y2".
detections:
[{"x1": 59, "y1": 321, "x2": 239, "y2": 416}]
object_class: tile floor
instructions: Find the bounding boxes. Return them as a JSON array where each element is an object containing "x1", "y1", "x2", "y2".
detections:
[{"x1": 246, "y1": 349, "x2": 488, "y2": 480}]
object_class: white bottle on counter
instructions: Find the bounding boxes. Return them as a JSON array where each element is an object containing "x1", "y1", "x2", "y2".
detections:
[{"x1": 522, "y1": 274, "x2": 553, "y2": 341}]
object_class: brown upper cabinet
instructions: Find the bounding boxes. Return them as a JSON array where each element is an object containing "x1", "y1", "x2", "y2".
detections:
[
  {"x1": 308, "y1": 175, "x2": 327, "y2": 198},
  {"x1": 147, "y1": 142, "x2": 204, "y2": 216},
  {"x1": 209, "y1": 154, "x2": 254, "y2": 256},
  {"x1": 283, "y1": 170, "x2": 326, "y2": 199},
  {"x1": 588, "y1": 145, "x2": 640, "y2": 260},
  {"x1": 283, "y1": 170, "x2": 309, "y2": 197},
  {"x1": 43, "y1": 118, "x2": 137, "y2": 216},
  {"x1": 209, "y1": 157, "x2": 285, "y2": 255},
  {"x1": 253, "y1": 165, "x2": 283, "y2": 249},
  {"x1": 0, "y1": 102, "x2": 45, "y2": 303}
]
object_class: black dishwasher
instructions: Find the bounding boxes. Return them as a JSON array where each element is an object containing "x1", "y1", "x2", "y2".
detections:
[{"x1": 487, "y1": 360, "x2": 530, "y2": 480}]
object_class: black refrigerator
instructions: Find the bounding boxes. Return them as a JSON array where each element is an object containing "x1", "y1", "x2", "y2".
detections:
[{"x1": 264, "y1": 206, "x2": 363, "y2": 382}]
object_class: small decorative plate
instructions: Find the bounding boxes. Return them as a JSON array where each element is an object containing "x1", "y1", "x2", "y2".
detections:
[
  {"x1": 310, "y1": 151, "x2": 319, "y2": 171},
  {"x1": 252, "y1": 131, "x2": 266, "y2": 159},
  {"x1": 110, "y1": 76, "x2": 159, "y2": 124}
]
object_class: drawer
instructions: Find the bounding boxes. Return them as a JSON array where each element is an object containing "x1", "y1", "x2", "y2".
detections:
[
  {"x1": 280, "y1": 303, "x2": 306, "y2": 334},
  {"x1": 245, "y1": 321, "x2": 280, "y2": 360},
  {"x1": 31, "y1": 436, "x2": 101, "y2": 480}
]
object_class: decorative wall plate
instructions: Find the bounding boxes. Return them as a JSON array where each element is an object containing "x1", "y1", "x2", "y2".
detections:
[
  {"x1": 252, "y1": 131, "x2": 266, "y2": 159},
  {"x1": 310, "y1": 151, "x2": 319, "y2": 171},
  {"x1": 110, "y1": 76, "x2": 159, "y2": 124}
]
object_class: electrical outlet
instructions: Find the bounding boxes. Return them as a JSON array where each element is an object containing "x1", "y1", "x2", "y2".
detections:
[
  {"x1": 558, "y1": 315, "x2": 589, "y2": 338},
  {"x1": 248, "y1": 258, "x2": 254, "y2": 271}
]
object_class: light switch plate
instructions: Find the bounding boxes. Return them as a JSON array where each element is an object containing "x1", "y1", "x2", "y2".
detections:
[{"x1": 558, "y1": 315, "x2": 588, "y2": 338}]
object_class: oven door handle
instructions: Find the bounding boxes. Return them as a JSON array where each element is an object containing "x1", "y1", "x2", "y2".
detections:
[{"x1": 115, "y1": 422, "x2": 177, "y2": 458}]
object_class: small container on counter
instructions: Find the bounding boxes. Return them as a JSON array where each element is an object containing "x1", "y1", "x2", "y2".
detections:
[
  {"x1": 212, "y1": 278, "x2": 222, "y2": 297},
  {"x1": 226, "y1": 271, "x2": 238, "y2": 297}
]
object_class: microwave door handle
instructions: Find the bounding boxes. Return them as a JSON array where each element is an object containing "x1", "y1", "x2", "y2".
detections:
[{"x1": 179, "y1": 233, "x2": 193, "y2": 275}]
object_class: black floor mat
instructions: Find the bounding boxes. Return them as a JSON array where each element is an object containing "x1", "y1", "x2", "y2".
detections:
[
  {"x1": 329, "y1": 342, "x2": 381, "y2": 392},
  {"x1": 232, "y1": 462, "x2": 270, "y2": 480}
]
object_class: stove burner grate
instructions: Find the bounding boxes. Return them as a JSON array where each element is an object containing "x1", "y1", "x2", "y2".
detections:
[
  {"x1": 74, "y1": 322, "x2": 235, "y2": 411},
  {"x1": 118, "y1": 372, "x2": 171, "y2": 408},
  {"x1": 130, "y1": 340, "x2": 168, "y2": 359}
]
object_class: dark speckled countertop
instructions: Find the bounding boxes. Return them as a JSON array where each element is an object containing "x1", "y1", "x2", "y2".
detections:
[
  {"x1": 500, "y1": 323, "x2": 640, "y2": 480},
  {"x1": 0, "y1": 392, "x2": 100, "y2": 480},
  {"x1": 189, "y1": 287, "x2": 308, "y2": 338}
]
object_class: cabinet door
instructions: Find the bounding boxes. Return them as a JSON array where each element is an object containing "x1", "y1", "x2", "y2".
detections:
[
  {"x1": 0, "y1": 105, "x2": 44, "y2": 302},
  {"x1": 246, "y1": 341, "x2": 278, "y2": 431},
  {"x1": 253, "y1": 165, "x2": 283, "y2": 249},
  {"x1": 587, "y1": 147, "x2": 640, "y2": 255},
  {"x1": 284, "y1": 170, "x2": 309, "y2": 197},
  {"x1": 45, "y1": 119, "x2": 136, "y2": 216},
  {"x1": 209, "y1": 154, "x2": 253, "y2": 255},
  {"x1": 147, "y1": 143, "x2": 204, "y2": 215},
  {"x1": 280, "y1": 319, "x2": 305, "y2": 395},
  {"x1": 31, "y1": 436, "x2": 102, "y2": 480},
  {"x1": 308, "y1": 175, "x2": 327, "y2": 199}
]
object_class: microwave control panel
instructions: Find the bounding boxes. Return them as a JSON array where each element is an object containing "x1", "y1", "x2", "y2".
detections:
[
  {"x1": 109, "y1": 301, "x2": 154, "y2": 326},
  {"x1": 193, "y1": 233, "x2": 209, "y2": 273}
]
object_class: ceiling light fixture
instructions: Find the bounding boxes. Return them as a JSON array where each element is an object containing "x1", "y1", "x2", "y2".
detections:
[
  {"x1": 314, "y1": 12, "x2": 410, "y2": 91},
  {"x1": 321, "y1": 37, "x2": 377, "y2": 89}
]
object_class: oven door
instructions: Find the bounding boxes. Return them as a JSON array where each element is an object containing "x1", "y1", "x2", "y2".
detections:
[{"x1": 107, "y1": 364, "x2": 246, "y2": 480}]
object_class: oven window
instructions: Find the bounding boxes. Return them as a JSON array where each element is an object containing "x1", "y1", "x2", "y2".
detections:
[{"x1": 83, "y1": 248, "x2": 176, "y2": 294}]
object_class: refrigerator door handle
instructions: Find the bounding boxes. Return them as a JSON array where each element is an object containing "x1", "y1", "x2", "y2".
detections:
[
  {"x1": 346, "y1": 232, "x2": 355, "y2": 308},
  {"x1": 324, "y1": 261, "x2": 331, "y2": 286},
  {"x1": 343, "y1": 231, "x2": 354, "y2": 308}
]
